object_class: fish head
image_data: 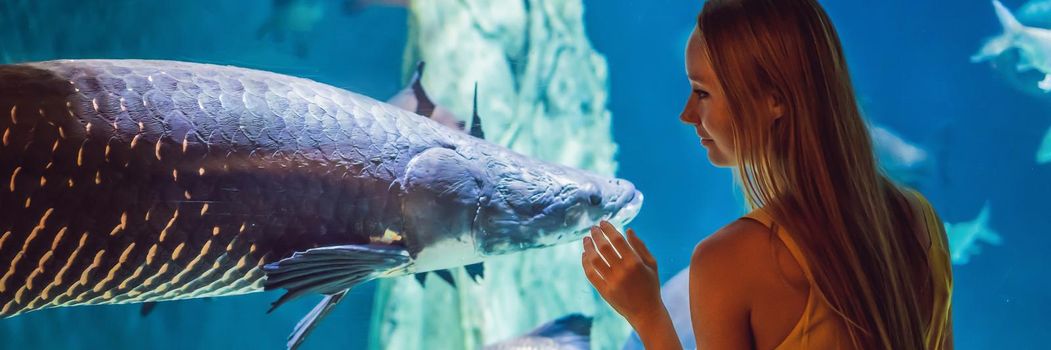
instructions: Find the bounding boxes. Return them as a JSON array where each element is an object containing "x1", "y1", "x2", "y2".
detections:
[
  {"x1": 398, "y1": 145, "x2": 642, "y2": 270},
  {"x1": 472, "y1": 155, "x2": 643, "y2": 256}
]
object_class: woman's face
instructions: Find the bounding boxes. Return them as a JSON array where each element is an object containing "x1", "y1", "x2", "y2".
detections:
[{"x1": 680, "y1": 28, "x2": 738, "y2": 167}]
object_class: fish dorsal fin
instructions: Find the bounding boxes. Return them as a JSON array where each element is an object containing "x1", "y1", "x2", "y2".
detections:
[
  {"x1": 262, "y1": 244, "x2": 410, "y2": 313},
  {"x1": 409, "y1": 61, "x2": 436, "y2": 117},
  {"x1": 387, "y1": 61, "x2": 436, "y2": 117},
  {"x1": 469, "y1": 82, "x2": 486, "y2": 139},
  {"x1": 387, "y1": 61, "x2": 473, "y2": 132}
]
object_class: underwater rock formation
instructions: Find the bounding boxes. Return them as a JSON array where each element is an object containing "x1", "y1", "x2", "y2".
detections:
[{"x1": 367, "y1": 1, "x2": 627, "y2": 349}]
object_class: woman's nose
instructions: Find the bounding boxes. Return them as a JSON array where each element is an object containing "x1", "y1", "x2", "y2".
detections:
[{"x1": 679, "y1": 98, "x2": 699, "y2": 125}]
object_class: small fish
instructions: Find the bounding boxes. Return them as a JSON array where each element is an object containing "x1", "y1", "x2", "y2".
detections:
[
  {"x1": 484, "y1": 313, "x2": 592, "y2": 350},
  {"x1": 972, "y1": 0, "x2": 1051, "y2": 93},
  {"x1": 869, "y1": 124, "x2": 949, "y2": 188},
  {"x1": 943, "y1": 202, "x2": 1002, "y2": 265}
]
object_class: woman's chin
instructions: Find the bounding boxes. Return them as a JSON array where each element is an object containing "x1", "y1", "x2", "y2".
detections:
[{"x1": 706, "y1": 151, "x2": 737, "y2": 168}]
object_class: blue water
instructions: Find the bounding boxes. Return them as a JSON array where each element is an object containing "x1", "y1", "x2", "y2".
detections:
[{"x1": 1, "y1": 0, "x2": 1048, "y2": 349}]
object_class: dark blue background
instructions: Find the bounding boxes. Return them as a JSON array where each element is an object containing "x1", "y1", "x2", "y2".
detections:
[{"x1": 0, "y1": 0, "x2": 1047, "y2": 348}]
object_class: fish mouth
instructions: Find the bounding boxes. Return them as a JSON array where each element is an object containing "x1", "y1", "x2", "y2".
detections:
[{"x1": 608, "y1": 190, "x2": 643, "y2": 226}]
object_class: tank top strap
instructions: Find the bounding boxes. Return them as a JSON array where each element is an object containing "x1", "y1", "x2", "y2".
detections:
[
  {"x1": 903, "y1": 189, "x2": 950, "y2": 254},
  {"x1": 743, "y1": 208, "x2": 816, "y2": 282},
  {"x1": 900, "y1": 189, "x2": 954, "y2": 349}
]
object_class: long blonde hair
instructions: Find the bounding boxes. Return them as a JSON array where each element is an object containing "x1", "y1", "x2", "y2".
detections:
[{"x1": 698, "y1": 0, "x2": 929, "y2": 348}]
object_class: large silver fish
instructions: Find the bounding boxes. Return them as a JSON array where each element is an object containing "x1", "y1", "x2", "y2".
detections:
[{"x1": 0, "y1": 59, "x2": 642, "y2": 348}]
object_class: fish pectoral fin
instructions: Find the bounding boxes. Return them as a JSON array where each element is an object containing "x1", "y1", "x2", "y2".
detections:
[
  {"x1": 971, "y1": 36, "x2": 1012, "y2": 63},
  {"x1": 262, "y1": 244, "x2": 410, "y2": 313},
  {"x1": 465, "y1": 262, "x2": 485, "y2": 282},
  {"x1": 286, "y1": 290, "x2": 349, "y2": 350}
]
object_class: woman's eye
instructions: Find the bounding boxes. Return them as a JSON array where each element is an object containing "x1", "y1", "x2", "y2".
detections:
[{"x1": 693, "y1": 89, "x2": 709, "y2": 99}]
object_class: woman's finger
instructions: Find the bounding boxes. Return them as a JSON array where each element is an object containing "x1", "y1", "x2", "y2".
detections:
[
  {"x1": 627, "y1": 228, "x2": 658, "y2": 269},
  {"x1": 598, "y1": 220, "x2": 632, "y2": 259},
  {"x1": 582, "y1": 251, "x2": 606, "y2": 288},
  {"x1": 590, "y1": 226, "x2": 621, "y2": 261},
  {"x1": 583, "y1": 236, "x2": 613, "y2": 274}
]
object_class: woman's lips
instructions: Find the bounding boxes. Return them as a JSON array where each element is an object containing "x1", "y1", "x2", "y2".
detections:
[{"x1": 701, "y1": 138, "x2": 714, "y2": 146}]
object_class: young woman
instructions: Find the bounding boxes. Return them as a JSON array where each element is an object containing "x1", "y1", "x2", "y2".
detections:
[{"x1": 581, "y1": 0, "x2": 954, "y2": 349}]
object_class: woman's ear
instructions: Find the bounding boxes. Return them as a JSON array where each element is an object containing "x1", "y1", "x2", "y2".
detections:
[{"x1": 766, "y1": 92, "x2": 784, "y2": 121}]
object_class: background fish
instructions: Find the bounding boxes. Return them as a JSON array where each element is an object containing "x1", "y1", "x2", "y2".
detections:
[
  {"x1": 484, "y1": 313, "x2": 592, "y2": 350},
  {"x1": 972, "y1": 0, "x2": 1051, "y2": 93},
  {"x1": 944, "y1": 202, "x2": 1002, "y2": 265}
]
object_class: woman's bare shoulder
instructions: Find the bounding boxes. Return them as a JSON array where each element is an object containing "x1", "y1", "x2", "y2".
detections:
[
  {"x1": 690, "y1": 218, "x2": 780, "y2": 289},
  {"x1": 693, "y1": 218, "x2": 776, "y2": 259}
]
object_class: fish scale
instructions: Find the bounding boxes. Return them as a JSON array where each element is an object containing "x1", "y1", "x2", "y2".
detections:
[{"x1": 0, "y1": 59, "x2": 445, "y2": 317}]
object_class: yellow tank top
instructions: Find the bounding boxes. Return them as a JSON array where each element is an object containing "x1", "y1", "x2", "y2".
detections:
[{"x1": 742, "y1": 190, "x2": 953, "y2": 349}]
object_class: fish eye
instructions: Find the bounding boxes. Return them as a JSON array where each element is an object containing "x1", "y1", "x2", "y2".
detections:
[{"x1": 589, "y1": 193, "x2": 602, "y2": 206}]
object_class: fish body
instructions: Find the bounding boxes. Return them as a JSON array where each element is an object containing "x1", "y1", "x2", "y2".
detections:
[
  {"x1": 1018, "y1": 0, "x2": 1051, "y2": 28},
  {"x1": 484, "y1": 314, "x2": 592, "y2": 350},
  {"x1": 944, "y1": 202, "x2": 1001, "y2": 265},
  {"x1": 973, "y1": 0, "x2": 1051, "y2": 92},
  {"x1": 1038, "y1": 126, "x2": 1051, "y2": 163},
  {"x1": 0, "y1": 59, "x2": 641, "y2": 320},
  {"x1": 869, "y1": 123, "x2": 952, "y2": 188}
]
